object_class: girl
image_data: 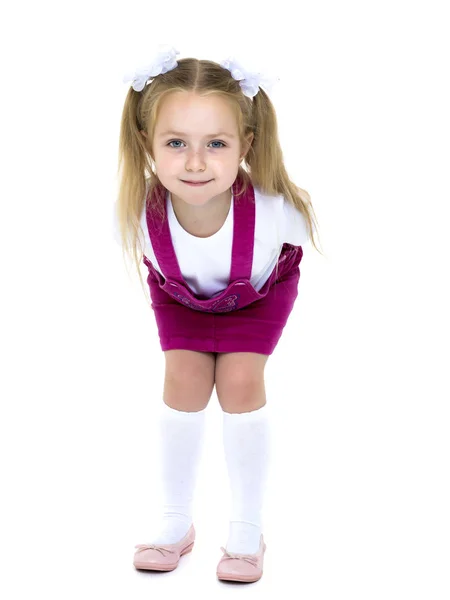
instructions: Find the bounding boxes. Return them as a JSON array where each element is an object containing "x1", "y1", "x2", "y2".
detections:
[{"x1": 115, "y1": 46, "x2": 322, "y2": 583}]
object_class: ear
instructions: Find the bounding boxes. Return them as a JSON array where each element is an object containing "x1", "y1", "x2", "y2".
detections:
[
  {"x1": 240, "y1": 132, "x2": 254, "y2": 160},
  {"x1": 140, "y1": 130, "x2": 154, "y2": 158}
]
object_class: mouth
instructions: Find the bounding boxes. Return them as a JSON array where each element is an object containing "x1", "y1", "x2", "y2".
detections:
[{"x1": 181, "y1": 179, "x2": 212, "y2": 186}]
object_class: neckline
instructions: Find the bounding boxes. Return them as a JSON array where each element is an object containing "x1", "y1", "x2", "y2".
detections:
[{"x1": 167, "y1": 190, "x2": 234, "y2": 240}]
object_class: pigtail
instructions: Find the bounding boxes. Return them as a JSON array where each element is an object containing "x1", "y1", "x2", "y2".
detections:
[
  {"x1": 247, "y1": 88, "x2": 323, "y2": 256},
  {"x1": 246, "y1": 88, "x2": 284, "y2": 193},
  {"x1": 116, "y1": 89, "x2": 153, "y2": 298}
]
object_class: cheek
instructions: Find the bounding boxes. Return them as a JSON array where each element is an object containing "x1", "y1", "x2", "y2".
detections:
[
  {"x1": 210, "y1": 152, "x2": 240, "y2": 167},
  {"x1": 154, "y1": 152, "x2": 176, "y2": 171}
]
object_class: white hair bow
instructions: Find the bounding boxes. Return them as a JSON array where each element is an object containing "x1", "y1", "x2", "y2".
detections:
[
  {"x1": 122, "y1": 45, "x2": 180, "y2": 92},
  {"x1": 123, "y1": 45, "x2": 279, "y2": 98},
  {"x1": 219, "y1": 57, "x2": 279, "y2": 98}
]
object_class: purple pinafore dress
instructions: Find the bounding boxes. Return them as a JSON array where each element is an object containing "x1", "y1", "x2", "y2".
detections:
[{"x1": 142, "y1": 177, "x2": 303, "y2": 355}]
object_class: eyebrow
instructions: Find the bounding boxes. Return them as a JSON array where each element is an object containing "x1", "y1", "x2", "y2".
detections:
[{"x1": 158, "y1": 130, "x2": 236, "y2": 139}]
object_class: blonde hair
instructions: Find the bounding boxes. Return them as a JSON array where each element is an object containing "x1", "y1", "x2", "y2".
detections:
[{"x1": 116, "y1": 57, "x2": 323, "y2": 296}]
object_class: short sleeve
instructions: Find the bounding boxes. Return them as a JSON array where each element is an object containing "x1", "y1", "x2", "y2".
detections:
[{"x1": 282, "y1": 197, "x2": 309, "y2": 246}]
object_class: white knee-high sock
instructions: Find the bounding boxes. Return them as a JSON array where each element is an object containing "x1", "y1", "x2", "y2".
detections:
[
  {"x1": 150, "y1": 402, "x2": 207, "y2": 544},
  {"x1": 222, "y1": 404, "x2": 271, "y2": 554}
]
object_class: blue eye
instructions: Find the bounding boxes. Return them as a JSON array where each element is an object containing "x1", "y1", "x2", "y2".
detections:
[{"x1": 167, "y1": 140, "x2": 226, "y2": 149}]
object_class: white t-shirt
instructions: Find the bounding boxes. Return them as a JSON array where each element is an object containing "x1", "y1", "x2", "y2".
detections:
[{"x1": 113, "y1": 186, "x2": 309, "y2": 296}]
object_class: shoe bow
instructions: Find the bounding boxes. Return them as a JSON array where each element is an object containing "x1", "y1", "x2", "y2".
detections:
[
  {"x1": 134, "y1": 543, "x2": 176, "y2": 557},
  {"x1": 219, "y1": 547, "x2": 259, "y2": 567}
]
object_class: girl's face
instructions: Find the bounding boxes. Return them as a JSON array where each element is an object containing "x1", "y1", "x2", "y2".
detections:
[{"x1": 148, "y1": 91, "x2": 252, "y2": 207}]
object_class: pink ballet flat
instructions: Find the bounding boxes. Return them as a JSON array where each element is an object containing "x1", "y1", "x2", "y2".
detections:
[
  {"x1": 216, "y1": 534, "x2": 266, "y2": 583},
  {"x1": 133, "y1": 524, "x2": 195, "y2": 571}
]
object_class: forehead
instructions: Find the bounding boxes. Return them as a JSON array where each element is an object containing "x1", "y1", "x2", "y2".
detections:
[{"x1": 154, "y1": 91, "x2": 239, "y2": 136}]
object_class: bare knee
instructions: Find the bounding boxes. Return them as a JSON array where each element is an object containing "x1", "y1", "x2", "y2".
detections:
[
  {"x1": 163, "y1": 350, "x2": 216, "y2": 412},
  {"x1": 217, "y1": 377, "x2": 267, "y2": 413},
  {"x1": 215, "y1": 354, "x2": 268, "y2": 413}
]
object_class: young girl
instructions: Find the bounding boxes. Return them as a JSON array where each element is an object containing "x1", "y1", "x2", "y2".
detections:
[{"x1": 115, "y1": 45, "x2": 322, "y2": 583}]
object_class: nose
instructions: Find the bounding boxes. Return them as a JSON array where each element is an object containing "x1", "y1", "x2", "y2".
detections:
[{"x1": 185, "y1": 148, "x2": 206, "y2": 172}]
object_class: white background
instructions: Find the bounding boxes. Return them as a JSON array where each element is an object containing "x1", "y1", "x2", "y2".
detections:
[{"x1": 1, "y1": 1, "x2": 449, "y2": 598}]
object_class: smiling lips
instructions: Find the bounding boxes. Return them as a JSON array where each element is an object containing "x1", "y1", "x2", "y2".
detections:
[{"x1": 182, "y1": 179, "x2": 211, "y2": 185}]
